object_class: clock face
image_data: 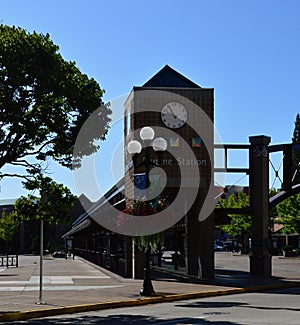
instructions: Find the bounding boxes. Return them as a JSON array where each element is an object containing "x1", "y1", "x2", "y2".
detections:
[{"x1": 161, "y1": 102, "x2": 187, "y2": 129}]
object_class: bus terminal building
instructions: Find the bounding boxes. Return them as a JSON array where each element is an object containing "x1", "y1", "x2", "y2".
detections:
[
  {"x1": 63, "y1": 65, "x2": 280, "y2": 279},
  {"x1": 63, "y1": 65, "x2": 218, "y2": 279}
]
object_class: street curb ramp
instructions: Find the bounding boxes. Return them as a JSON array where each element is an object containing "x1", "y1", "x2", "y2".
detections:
[{"x1": 0, "y1": 282, "x2": 299, "y2": 322}]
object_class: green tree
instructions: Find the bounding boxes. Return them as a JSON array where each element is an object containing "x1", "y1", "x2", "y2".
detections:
[
  {"x1": 292, "y1": 113, "x2": 300, "y2": 184},
  {"x1": 14, "y1": 176, "x2": 76, "y2": 225},
  {"x1": 269, "y1": 188, "x2": 280, "y2": 231},
  {"x1": 276, "y1": 194, "x2": 300, "y2": 235},
  {"x1": 0, "y1": 211, "x2": 20, "y2": 254},
  {"x1": 217, "y1": 192, "x2": 252, "y2": 247},
  {"x1": 0, "y1": 24, "x2": 111, "y2": 176}
]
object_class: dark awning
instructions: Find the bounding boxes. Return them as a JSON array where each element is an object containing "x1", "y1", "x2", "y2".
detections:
[{"x1": 62, "y1": 219, "x2": 91, "y2": 238}]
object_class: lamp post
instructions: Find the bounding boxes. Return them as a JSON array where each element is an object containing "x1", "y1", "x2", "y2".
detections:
[
  {"x1": 127, "y1": 126, "x2": 167, "y2": 296},
  {"x1": 37, "y1": 189, "x2": 47, "y2": 305}
]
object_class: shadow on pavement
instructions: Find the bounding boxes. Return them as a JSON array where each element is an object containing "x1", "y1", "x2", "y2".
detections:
[
  {"x1": 152, "y1": 266, "x2": 289, "y2": 289},
  {"x1": 212, "y1": 270, "x2": 290, "y2": 288},
  {"x1": 175, "y1": 294, "x2": 300, "y2": 313},
  {"x1": 9, "y1": 314, "x2": 239, "y2": 324},
  {"x1": 175, "y1": 301, "x2": 248, "y2": 309}
]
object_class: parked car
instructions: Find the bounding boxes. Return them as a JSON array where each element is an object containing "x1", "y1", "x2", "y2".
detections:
[
  {"x1": 223, "y1": 242, "x2": 233, "y2": 251},
  {"x1": 214, "y1": 244, "x2": 224, "y2": 251},
  {"x1": 52, "y1": 250, "x2": 66, "y2": 258},
  {"x1": 223, "y1": 241, "x2": 242, "y2": 252}
]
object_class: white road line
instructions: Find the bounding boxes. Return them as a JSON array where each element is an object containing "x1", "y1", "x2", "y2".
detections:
[
  {"x1": 0, "y1": 281, "x2": 28, "y2": 284},
  {"x1": 29, "y1": 276, "x2": 73, "y2": 284},
  {"x1": 0, "y1": 275, "x2": 111, "y2": 286},
  {"x1": 72, "y1": 275, "x2": 110, "y2": 279},
  {"x1": 0, "y1": 285, "x2": 123, "y2": 291}
]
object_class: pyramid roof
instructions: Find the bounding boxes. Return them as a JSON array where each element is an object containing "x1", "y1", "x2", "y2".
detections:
[{"x1": 142, "y1": 65, "x2": 201, "y2": 88}]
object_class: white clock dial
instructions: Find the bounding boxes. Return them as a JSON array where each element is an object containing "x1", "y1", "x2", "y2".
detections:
[{"x1": 161, "y1": 102, "x2": 187, "y2": 129}]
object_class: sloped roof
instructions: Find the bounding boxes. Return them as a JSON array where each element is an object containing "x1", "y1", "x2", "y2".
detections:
[
  {"x1": 70, "y1": 194, "x2": 93, "y2": 220},
  {"x1": 0, "y1": 198, "x2": 18, "y2": 206},
  {"x1": 273, "y1": 223, "x2": 284, "y2": 233},
  {"x1": 142, "y1": 65, "x2": 201, "y2": 88}
]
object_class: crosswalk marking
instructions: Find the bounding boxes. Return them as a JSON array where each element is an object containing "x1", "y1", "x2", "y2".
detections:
[
  {"x1": 0, "y1": 275, "x2": 111, "y2": 286},
  {"x1": 0, "y1": 285, "x2": 123, "y2": 291},
  {"x1": 0, "y1": 274, "x2": 120, "y2": 291}
]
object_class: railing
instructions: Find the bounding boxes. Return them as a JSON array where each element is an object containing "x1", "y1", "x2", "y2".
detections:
[
  {"x1": 74, "y1": 248, "x2": 124, "y2": 276},
  {"x1": 0, "y1": 255, "x2": 18, "y2": 268}
]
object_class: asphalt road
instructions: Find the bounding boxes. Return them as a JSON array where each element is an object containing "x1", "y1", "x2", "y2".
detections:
[{"x1": 7, "y1": 286, "x2": 300, "y2": 325}]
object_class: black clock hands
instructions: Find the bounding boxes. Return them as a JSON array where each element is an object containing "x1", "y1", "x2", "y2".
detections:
[{"x1": 167, "y1": 104, "x2": 177, "y2": 118}]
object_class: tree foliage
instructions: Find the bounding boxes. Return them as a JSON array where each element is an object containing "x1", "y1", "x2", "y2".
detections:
[
  {"x1": 0, "y1": 211, "x2": 19, "y2": 243},
  {"x1": 292, "y1": 113, "x2": 300, "y2": 184},
  {"x1": 276, "y1": 193, "x2": 300, "y2": 235},
  {"x1": 217, "y1": 192, "x2": 252, "y2": 239},
  {"x1": 0, "y1": 24, "x2": 111, "y2": 176},
  {"x1": 14, "y1": 176, "x2": 76, "y2": 225},
  {"x1": 269, "y1": 188, "x2": 280, "y2": 230}
]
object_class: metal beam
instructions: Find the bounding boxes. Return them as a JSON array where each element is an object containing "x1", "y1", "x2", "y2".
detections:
[
  {"x1": 214, "y1": 144, "x2": 250, "y2": 149},
  {"x1": 214, "y1": 207, "x2": 252, "y2": 217},
  {"x1": 214, "y1": 168, "x2": 249, "y2": 173}
]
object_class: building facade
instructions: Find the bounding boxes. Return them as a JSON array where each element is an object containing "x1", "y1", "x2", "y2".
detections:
[{"x1": 64, "y1": 65, "x2": 218, "y2": 279}]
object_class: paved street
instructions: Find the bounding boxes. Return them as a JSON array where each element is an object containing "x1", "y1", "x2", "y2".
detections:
[
  {"x1": 0, "y1": 254, "x2": 232, "y2": 313},
  {"x1": 8, "y1": 286, "x2": 300, "y2": 324},
  {"x1": 214, "y1": 252, "x2": 300, "y2": 283},
  {"x1": 0, "y1": 253, "x2": 298, "y2": 322}
]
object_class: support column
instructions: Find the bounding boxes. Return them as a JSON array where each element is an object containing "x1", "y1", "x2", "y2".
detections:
[
  {"x1": 19, "y1": 221, "x2": 25, "y2": 254},
  {"x1": 185, "y1": 207, "x2": 214, "y2": 279},
  {"x1": 249, "y1": 135, "x2": 272, "y2": 276},
  {"x1": 124, "y1": 236, "x2": 132, "y2": 278}
]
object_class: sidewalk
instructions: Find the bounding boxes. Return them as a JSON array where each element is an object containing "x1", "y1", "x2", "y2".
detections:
[{"x1": 0, "y1": 253, "x2": 299, "y2": 322}]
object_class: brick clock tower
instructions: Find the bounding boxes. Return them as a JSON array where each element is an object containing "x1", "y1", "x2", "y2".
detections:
[{"x1": 124, "y1": 65, "x2": 215, "y2": 278}]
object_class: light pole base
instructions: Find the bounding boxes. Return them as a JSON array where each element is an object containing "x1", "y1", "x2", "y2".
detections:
[
  {"x1": 140, "y1": 268, "x2": 155, "y2": 296},
  {"x1": 36, "y1": 301, "x2": 46, "y2": 305}
]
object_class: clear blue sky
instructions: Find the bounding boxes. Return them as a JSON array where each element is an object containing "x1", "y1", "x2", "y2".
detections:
[{"x1": 1, "y1": 0, "x2": 300, "y2": 200}]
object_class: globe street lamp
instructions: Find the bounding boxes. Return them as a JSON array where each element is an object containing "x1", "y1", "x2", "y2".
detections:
[
  {"x1": 127, "y1": 126, "x2": 167, "y2": 296},
  {"x1": 140, "y1": 126, "x2": 155, "y2": 142}
]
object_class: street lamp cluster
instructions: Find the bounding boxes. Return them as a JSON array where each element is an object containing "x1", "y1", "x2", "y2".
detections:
[
  {"x1": 127, "y1": 126, "x2": 167, "y2": 296},
  {"x1": 127, "y1": 126, "x2": 167, "y2": 189},
  {"x1": 127, "y1": 126, "x2": 167, "y2": 159}
]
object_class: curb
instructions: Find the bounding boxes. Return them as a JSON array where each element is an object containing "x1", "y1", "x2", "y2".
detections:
[{"x1": 0, "y1": 281, "x2": 299, "y2": 322}]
